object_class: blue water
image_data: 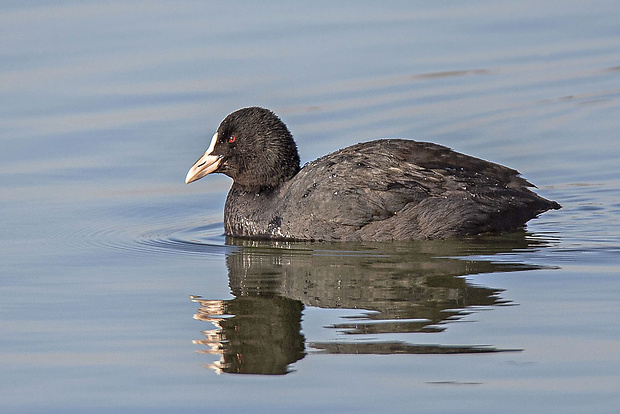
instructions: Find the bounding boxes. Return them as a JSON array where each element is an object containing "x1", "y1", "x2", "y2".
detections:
[{"x1": 1, "y1": 1, "x2": 619, "y2": 413}]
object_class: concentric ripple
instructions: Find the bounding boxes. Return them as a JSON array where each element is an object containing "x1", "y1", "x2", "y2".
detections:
[
  {"x1": 67, "y1": 218, "x2": 232, "y2": 258},
  {"x1": 135, "y1": 222, "x2": 231, "y2": 256}
]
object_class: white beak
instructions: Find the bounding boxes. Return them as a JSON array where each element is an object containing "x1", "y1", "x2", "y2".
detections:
[{"x1": 185, "y1": 132, "x2": 222, "y2": 184}]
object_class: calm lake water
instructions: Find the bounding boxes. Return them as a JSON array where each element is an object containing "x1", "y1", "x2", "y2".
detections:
[{"x1": 1, "y1": 1, "x2": 619, "y2": 413}]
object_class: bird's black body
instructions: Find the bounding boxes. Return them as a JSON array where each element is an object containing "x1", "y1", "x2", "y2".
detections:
[{"x1": 186, "y1": 107, "x2": 560, "y2": 241}]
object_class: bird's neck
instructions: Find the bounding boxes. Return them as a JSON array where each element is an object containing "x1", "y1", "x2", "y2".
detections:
[{"x1": 224, "y1": 184, "x2": 284, "y2": 239}]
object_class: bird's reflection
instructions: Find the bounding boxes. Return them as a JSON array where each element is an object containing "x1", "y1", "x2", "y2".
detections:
[
  {"x1": 191, "y1": 232, "x2": 553, "y2": 374},
  {"x1": 192, "y1": 295, "x2": 305, "y2": 375}
]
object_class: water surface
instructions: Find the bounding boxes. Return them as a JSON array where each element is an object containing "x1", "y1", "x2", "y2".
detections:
[{"x1": 1, "y1": 1, "x2": 619, "y2": 413}]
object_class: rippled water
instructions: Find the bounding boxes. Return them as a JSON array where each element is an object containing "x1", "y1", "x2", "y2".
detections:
[{"x1": 1, "y1": 1, "x2": 619, "y2": 413}]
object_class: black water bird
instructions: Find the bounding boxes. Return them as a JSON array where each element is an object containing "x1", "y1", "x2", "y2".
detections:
[{"x1": 185, "y1": 107, "x2": 560, "y2": 241}]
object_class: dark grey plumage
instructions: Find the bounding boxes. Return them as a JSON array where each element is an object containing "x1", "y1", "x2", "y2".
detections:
[{"x1": 186, "y1": 107, "x2": 560, "y2": 241}]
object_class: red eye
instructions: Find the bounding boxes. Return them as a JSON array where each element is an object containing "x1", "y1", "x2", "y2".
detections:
[{"x1": 228, "y1": 136, "x2": 236, "y2": 143}]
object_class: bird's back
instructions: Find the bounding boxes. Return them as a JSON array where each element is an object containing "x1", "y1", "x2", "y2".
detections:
[{"x1": 273, "y1": 139, "x2": 559, "y2": 241}]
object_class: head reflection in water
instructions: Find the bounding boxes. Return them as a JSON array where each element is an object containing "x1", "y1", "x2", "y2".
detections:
[
  {"x1": 191, "y1": 233, "x2": 549, "y2": 375},
  {"x1": 192, "y1": 295, "x2": 305, "y2": 375}
]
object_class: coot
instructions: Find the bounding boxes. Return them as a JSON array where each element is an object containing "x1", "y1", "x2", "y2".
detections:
[{"x1": 185, "y1": 107, "x2": 560, "y2": 241}]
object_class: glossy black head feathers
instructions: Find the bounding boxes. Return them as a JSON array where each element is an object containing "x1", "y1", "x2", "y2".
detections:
[{"x1": 214, "y1": 107, "x2": 300, "y2": 190}]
